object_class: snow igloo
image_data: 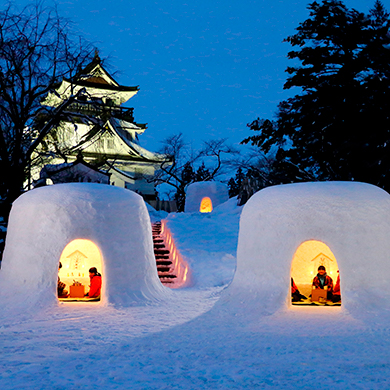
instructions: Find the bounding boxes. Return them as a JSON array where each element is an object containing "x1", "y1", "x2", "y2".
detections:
[
  {"x1": 225, "y1": 182, "x2": 390, "y2": 315},
  {"x1": 185, "y1": 181, "x2": 228, "y2": 213},
  {"x1": 0, "y1": 183, "x2": 167, "y2": 312}
]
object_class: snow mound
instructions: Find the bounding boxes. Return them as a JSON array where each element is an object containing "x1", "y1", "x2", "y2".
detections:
[
  {"x1": 0, "y1": 183, "x2": 168, "y2": 313},
  {"x1": 222, "y1": 182, "x2": 390, "y2": 316},
  {"x1": 212, "y1": 196, "x2": 241, "y2": 215},
  {"x1": 185, "y1": 181, "x2": 228, "y2": 213}
]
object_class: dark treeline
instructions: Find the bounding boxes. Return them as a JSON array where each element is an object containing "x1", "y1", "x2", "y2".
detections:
[{"x1": 242, "y1": 0, "x2": 390, "y2": 192}]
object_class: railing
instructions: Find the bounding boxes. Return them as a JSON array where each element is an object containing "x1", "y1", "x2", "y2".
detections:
[{"x1": 66, "y1": 101, "x2": 134, "y2": 121}]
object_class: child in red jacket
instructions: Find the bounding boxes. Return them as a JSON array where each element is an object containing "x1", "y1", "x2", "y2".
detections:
[{"x1": 86, "y1": 267, "x2": 102, "y2": 298}]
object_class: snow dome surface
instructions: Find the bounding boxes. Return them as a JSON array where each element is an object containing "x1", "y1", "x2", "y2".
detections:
[
  {"x1": 0, "y1": 183, "x2": 167, "y2": 312},
  {"x1": 224, "y1": 182, "x2": 390, "y2": 315},
  {"x1": 185, "y1": 181, "x2": 228, "y2": 213}
]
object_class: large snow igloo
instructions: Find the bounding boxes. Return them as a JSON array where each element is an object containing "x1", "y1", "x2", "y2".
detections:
[
  {"x1": 185, "y1": 181, "x2": 228, "y2": 213},
  {"x1": 0, "y1": 183, "x2": 168, "y2": 311},
  {"x1": 225, "y1": 182, "x2": 390, "y2": 315}
]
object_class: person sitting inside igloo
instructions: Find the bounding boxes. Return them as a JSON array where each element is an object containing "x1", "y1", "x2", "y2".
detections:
[
  {"x1": 291, "y1": 278, "x2": 307, "y2": 302},
  {"x1": 312, "y1": 265, "x2": 333, "y2": 301},
  {"x1": 332, "y1": 270, "x2": 341, "y2": 303},
  {"x1": 57, "y1": 262, "x2": 69, "y2": 298},
  {"x1": 85, "y1": 267, "x2": 102, "y2": 298}
]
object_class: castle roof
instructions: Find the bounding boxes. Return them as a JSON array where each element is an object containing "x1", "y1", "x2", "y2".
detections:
[{"x1": 43, "y1": 52, "x2": 139, "y2": 106}]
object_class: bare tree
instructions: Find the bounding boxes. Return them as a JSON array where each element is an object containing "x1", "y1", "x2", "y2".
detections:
[
  {"x1": 153, "y1": 133, "x2": 239, "y2": 211},
  {"x1": 153, "y1": 134, "x2": 195, "y2": 211},
  {"x1": 0, "y1": 2, "x2": 94, "y2": 214},
  {"x1": 198, "y1": 138, "x2": 239, "y2": 180}
]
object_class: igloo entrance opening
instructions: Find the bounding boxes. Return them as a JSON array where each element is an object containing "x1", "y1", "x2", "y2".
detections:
[
  {"x1": 199, "y1": 197, "x2": 213, "y2": 213},
  {"x1": 291, "y1": 240, "x2": 341, "y2": 306},
  {"x1": 58, "y1": 239, "x2": 103, "y2": 302}
]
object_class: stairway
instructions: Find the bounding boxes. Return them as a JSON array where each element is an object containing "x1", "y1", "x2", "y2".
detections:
[{"x1": 152, "y1": 221, "x2": 177, "y2": 285}]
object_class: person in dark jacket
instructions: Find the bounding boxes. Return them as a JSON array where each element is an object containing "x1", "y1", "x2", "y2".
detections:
[
  {"x1": 312, "y1": 265, "x2": 333, "y2": 300},
  {"x1": 86, "y1": 267, "x2": 102, "y2": 298}
]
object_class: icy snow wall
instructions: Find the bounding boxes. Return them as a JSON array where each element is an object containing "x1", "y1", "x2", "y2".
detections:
[
  {"x1": 225, "y1": 182, "x2": 390, "y2": 315},
  {"x1": 185, "y1": 181, "x2": 228, "y2": 213},
  {"x1": 0, "y1": 183, "x2": 168, "y2": 312}
]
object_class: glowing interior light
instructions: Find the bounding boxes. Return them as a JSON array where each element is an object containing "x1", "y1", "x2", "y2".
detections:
[
  {"x1": 200, "y1": 197, "x2": 213, "y2": 213},
  {"x1": 58, "y1": 239, "x2": 103, "y2": 299},
  {"x1": 291, "y1": 240, "x2": 339, "y2": 299}
]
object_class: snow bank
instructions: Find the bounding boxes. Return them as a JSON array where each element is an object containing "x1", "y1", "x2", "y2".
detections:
[
  {"x1": 185, "y1": 181, "x2": 228, "y2": 213},
  {"x1": 166, "y1": 196, "x2": 241, "y2": 289},
  {"x1": 0, "y1": 183, "x2": 168, "y2": 313},
  {"x1": 223, "y1": 182, "x2": 390, "y2": 316}
]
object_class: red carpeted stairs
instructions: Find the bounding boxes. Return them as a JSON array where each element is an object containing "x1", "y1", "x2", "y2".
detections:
[{"x1": 152, "y1": 221, "x2": 177, "y2": 285}]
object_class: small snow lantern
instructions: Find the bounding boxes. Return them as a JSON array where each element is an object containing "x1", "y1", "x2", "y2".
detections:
[
  {"x1": 199, "y1": 197, "x2": 213, "y2": 213},
  {"x1": 185, "y1": 181, "x2": 228, "y2": 213}
]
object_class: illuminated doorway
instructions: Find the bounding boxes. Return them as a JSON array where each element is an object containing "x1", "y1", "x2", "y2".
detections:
[
  {"x1": 291, "y1": 240, "x2": 341, "y2": 305},
  {"x1": 200, "y1": 197, "x2": 213, "y2": 213},
  {"x1": 58, "y1": 239, "x2": 103, "y2": 301}
]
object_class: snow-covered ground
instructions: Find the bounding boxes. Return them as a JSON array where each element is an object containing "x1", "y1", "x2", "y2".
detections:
[{"x1": 1, "y1": 192, "x2": 390, "y2": 389}]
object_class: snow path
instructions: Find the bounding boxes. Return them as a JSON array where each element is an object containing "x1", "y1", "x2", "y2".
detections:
[
  {"x1": 1, "y1": 197, "x2": 390, "y2": 389},
  {"x1": 165, "y1": 198, "x2": 241, "y2": 289},
  {"x1": 1, "y1": 300, "x2": 390, "y2": 389}
]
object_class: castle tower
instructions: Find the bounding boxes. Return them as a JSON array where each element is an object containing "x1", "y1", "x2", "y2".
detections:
[{"x1": 34, "y1": 52, "x2": 169, "y2": 200}]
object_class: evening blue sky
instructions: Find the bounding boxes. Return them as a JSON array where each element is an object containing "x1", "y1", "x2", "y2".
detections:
[{"x1": 9, "y1": 0, "x2": 381, "y2": 152}]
